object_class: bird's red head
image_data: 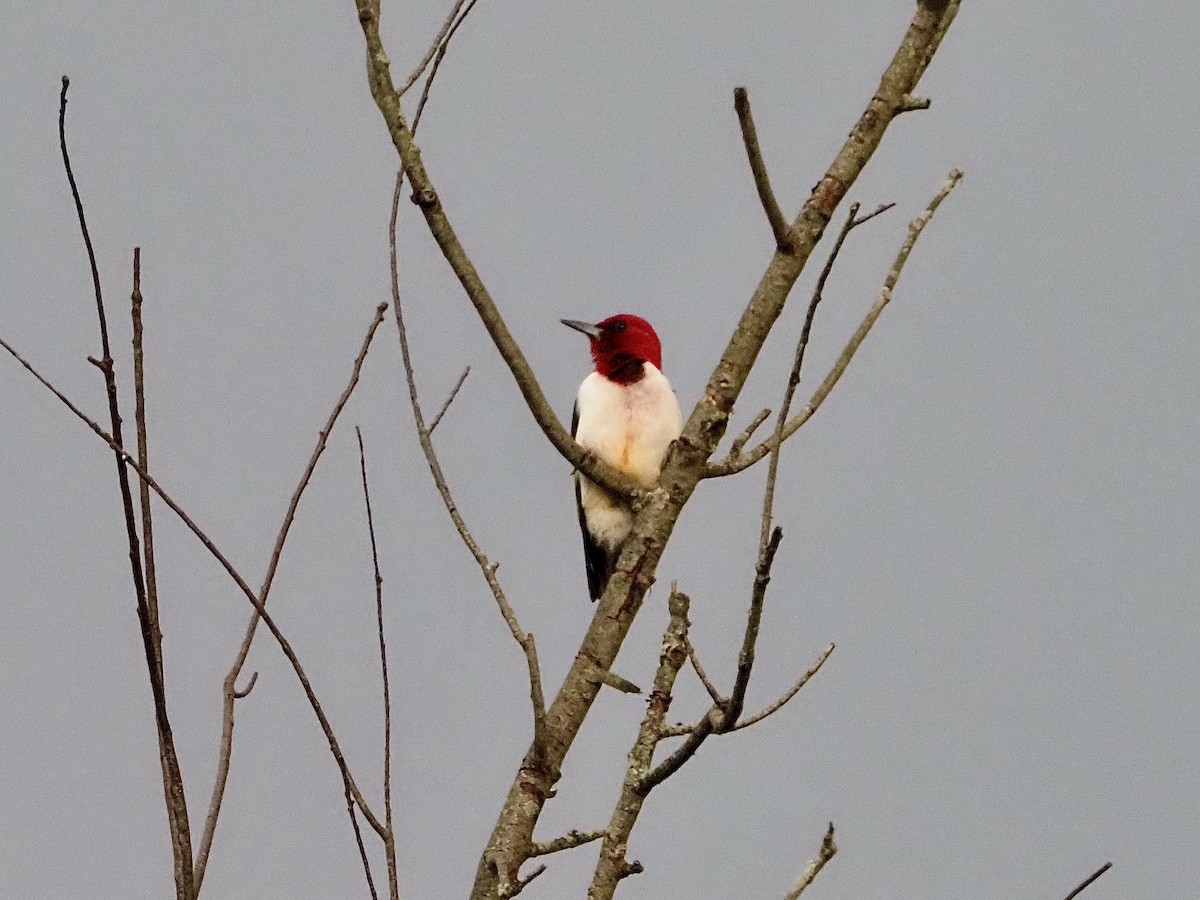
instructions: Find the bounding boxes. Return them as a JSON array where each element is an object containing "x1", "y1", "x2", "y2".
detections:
[{"x1": 562, "y1": 314, "x2": 663, "y2": 385}]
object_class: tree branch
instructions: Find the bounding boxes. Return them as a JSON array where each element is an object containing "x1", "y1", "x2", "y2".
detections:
[
  {"x1": 356, "y1": 428, "x2": 400, "y2": 900},
  {"x1": 387, "y1": 172, "x2": 547, "y2": 760},
  {"x1": 529, "y1": 828, "x2": 608, "y2": 858},
  {"x1": 354, "y1": 0, "x2": 642, "y2": 499},
  {"x1": 783, "y1": 823, "x2": 837, "y2": 899},
  {"x1": 1063, "y1": 862, "x2": 1113, "y2": 900},
  {"x1": 59, "y1": 78, "x2": 195, "y2": 900},
  {"x1": 705, "y1": 167, "x2": 964, "y2": 478},
  {"x1": 734, "y1": 87, "x2": 793, "y2": 252},
  {"x1": 194, "y1": 301, "x2": 388, "y2": 891},
  {"x1": 728, "y1": 643, "x2": 834, "y2": 733},
  {"x1": 0, "y1": 329, "x2": 390, "y2": 841},
  {"x1": 589, "y1": 589, "x2": 692, "y2": 899}
]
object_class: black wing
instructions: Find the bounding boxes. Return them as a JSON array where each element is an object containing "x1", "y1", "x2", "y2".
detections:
[{"x1": 573, "y1": 402, "x2": 616, "y2": 602}]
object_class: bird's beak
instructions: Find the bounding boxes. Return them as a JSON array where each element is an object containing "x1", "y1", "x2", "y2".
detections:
[{"x1": 561, "y1": 319, "x2": 601, "y2": 338}]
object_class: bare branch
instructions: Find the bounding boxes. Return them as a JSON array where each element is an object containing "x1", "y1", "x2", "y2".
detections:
[
  {"x1": 1063, "y1": 862, "x2": 1113, "y2": 900},
  {"x1": 783, "y1": 822, "x2": 837, "y2": 900},
  {"x1": 590, "y1": 589, "x2": 692, "y2": 898},
  {"x1": 727, "y1": 407, "x2": 771, "y2": 458},
  {"x1": 498, "y1": 863, "x2": 546, "y2": 899},
  {"x1": 131, "y1": 247, "x2": 164, "y2": 689},
  {"x1": 411, "y1": 0, "x2": 482, "y2": 133},
  {"x1": 897, "y1": 94, "x2": 932, "y2": 113},
  {"x1": 734, "y1": 87, "x2": 793, "y2": 252},
  {"x1": 725, "y1": 526, "x2": 784, "y2": 725},
  {"x1": 0, "y1": 331, "x2": 389, "y2": 841},
  {"x1": 705, "y1": 168, "x2": 964, "y2": 478},
  {"x1": 355, "y1": 0, "x2": 642, "y2": 499},
  {"x1": 728, "y1": 643, "x2": 834, "y2": 733},
  {"x1": 428, "y1": 366, "x2": 469, "y2": 434},
  {"x1": 195, "y1": 300, "x2": 388, "y2": 890},
  {"x1": 397, "y1": 0, "x2": 470, "y2": 96},
  {"x1": 388, "y1": 171, "x2": 546, "y2": 759},
  {"x1": 686, "y1": 639, "x2": 725, "y2": 707},
  {"x1": 356, "y1": 427, "x2": 400, "y2": 900},
  {"x1": 529, "y1": 828, "x2": 608, "y2": 858},
  {"x1": 588, "y1": 666, "x2": 642, "y2": 696},
  {"x1": 345, "y1": 784, "x2": 380, "y2": 900},
  {"x1": 59, "y1": 79, "x2": 195, "y2": 900}
]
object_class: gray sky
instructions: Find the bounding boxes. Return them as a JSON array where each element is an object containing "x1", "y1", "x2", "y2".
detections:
[{"x1": 3, "y1": 1, "x2": 1198, "y2": 898}]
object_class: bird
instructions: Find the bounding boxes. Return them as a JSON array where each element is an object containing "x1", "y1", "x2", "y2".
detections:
[{"x1": 562, "y1": 314, "x2": 683, "y2": 601}]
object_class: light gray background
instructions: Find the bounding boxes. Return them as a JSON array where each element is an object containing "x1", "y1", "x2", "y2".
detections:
[{"x1": 2, "y1": 2, "x2": 1197, "y2": 898}]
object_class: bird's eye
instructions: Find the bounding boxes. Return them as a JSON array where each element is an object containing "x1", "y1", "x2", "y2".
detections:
[{"x1": 610, "y1": 321, "x2": 627, "y2": 333}]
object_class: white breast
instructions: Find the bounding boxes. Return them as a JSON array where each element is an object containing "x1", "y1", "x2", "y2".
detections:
[{"x1": 574, "y1": 364, "x2": 682, "y2": 550}]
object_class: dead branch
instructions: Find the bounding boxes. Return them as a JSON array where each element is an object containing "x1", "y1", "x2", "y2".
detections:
[
  {"x1": 705, "y1": 167, "x2": 964, "y2": 478},
  {"x1": 59, "y1": 78, "x2": 195, "y2": 900},
  {"x1": 356, "y1": 428, "x2": 400, "y2": 900},
  {"x1": 428, "y1": 366, "x2": 469, "y2": 434},
  {"x1": 387, "y1": 172, "x2": 547, "y2": 759},
  {"x1": 686, "y1": 638, "x2": 725, "y2": 707},
  {"x1": 345, "y1": 783, "x2": 380, "y2": 900},
  {"x1": 734, "y1": 87, "x2": 793, "y2": 252},
  {"x1": 411, "y1": 0, "x2": 482, "y2": 132},
  {"x1": 355, "y1": 0, "x2": 642, "y2": 499},
  {"x1": 397, "y1": 0, "x2": 470, "y2": 95},
  {"x1": 728, "y1": 643, "x2": 835, "y2": 733},
  {"x1": 589, "y1": 589, "x2": 692, "y2": 899},
  {"x1": 1063, "y1": 862, "x2": 1113, "y2": 900},
  {"x1": 529, "y1": 829, "x2": 608, "y2": 858},
  {"x1": 728, "y1": 407, "x2": 772, "y2": 458},
  {"x1": 783, "y1": 823, "x2": 837, "y2": 899},
  {"x1": 194, "y1": 301, "x2": 388, "y2": 891},
  {"x1": 0, "y1": 311, "x2": 390, "y2": 842}
]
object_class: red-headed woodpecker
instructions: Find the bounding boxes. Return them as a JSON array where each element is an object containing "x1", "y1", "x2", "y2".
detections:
[{"x1": 562, "y1": 314, "x2": 683, "y2": 601}]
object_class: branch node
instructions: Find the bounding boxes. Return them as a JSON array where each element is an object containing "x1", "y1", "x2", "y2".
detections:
[{"x1": 897, "y1": 94, "x2": 932, "y2": 113}]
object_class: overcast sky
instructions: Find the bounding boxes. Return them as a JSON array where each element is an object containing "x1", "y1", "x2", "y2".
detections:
[{"x1": 3, "y1": 2, "x2": 1198, "y2": 898}]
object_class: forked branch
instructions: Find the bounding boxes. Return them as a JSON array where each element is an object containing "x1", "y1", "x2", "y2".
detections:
[{"x1": 706, "y1": 168, "x2": 964, "y2": 478}]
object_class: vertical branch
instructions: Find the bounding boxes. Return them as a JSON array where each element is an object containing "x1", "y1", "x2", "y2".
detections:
[
  {"x1": 356, "y1": 427, "x2": 400, "y2": 900},
  {"x1": 587, "y1": 588, "x2": 691, "y2": 900},
  {"x1": 60, "y1": 77, "x2": 195, "y2": 900}
]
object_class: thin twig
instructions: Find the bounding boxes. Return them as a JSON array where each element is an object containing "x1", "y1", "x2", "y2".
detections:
[
  {"x1": 529, "y1": 828, "x2": 608, "y2": 858},
  {"x1": 356, "y1": 427, "x2": 400, "y2": 900},
  {"x1": 397, "y1": 0, "x2": 470, "y2": 96},
  {"x1": 60, "y1": 78, "x2": 195, "y2": 900},
  {"x1": 705, "y1": 169, "x2": 964, "y2": 478},
  {"x1": 734, "y1": 87, "x2": 792, "y2": 252},
  {"x1": 388, "y1": 171, "x2": 546, "y2": 755},
  {"x1": 0, "y1": 334, "x2": 388, "y2": 839},
  {"x1": 728, "y1": 643, "x2": 834, "y2": 732},
  {"x1": 194, "y1": 301, "x2": 388, "y2": 890},
  {"x1": 728, "y1": 408, "x2": 771, "y2": 458},
  {"x1": 783, "y1": 823, "x2": 837, "y2": 900},
  {"x1": 686, "y1": 638, "x2": 725, "y2": 707},
  {"x1": 131, "y1": 247, "x2": 164, "y2": 687},
  {"x1": 345, "y1": 784, "x2": 380, "y2": 900},
  {"x1": 725, "y1": 527, "x2": 784, "y2": 726},
  {"x1": 1063, "y1": 862, "x2": 1113, "y2": 900},
  {"x1": 411, "y1": 0, "x2": 481, "y2": 133},
  {"x1": 428, "y1": 366, "x2": 469, "y2": 434}
]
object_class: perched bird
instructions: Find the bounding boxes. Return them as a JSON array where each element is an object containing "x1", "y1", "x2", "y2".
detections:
[{"x1": 562, "y1": 314, "x2": 683, "y2": 601}]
